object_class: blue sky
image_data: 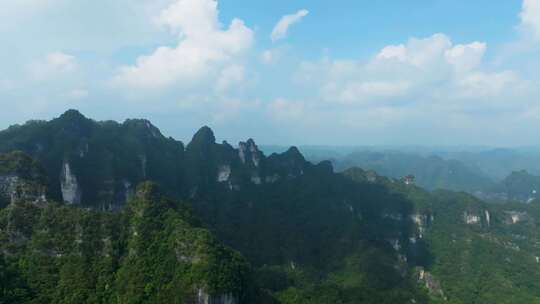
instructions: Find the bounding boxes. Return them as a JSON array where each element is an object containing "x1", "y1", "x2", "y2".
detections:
[{"x1": 1, "y1": 0, "x2": 539, "y2": 147}]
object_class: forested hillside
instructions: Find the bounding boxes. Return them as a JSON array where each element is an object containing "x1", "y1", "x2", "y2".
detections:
[{"x1": 2, "y1": 111, "x2": 540, "y2": 303}]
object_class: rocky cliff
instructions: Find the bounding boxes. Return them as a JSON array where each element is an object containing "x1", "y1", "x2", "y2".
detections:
[
  {"x1": 0, "y1": 111, "x2": 324, "y2": 209},
  {"x1": 0, "y1": 151, "x2": 47, "y2": 207}
]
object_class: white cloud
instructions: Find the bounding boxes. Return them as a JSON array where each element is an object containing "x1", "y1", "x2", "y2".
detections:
[
  {"x1": 286, "y1": 32, "x2": 537, "y2": 144},
  {"x1": 29, "y1": 52, "x2": 78, "y2": 80},
  {"x1": 296, "y1": 34, "x2": 499, "y2": 106},
  {"x1": 271, "y1": 9, "x2": 309, "y2": 42},
  {"x1": 376, "y1": 45, "x2": 407, "y2": 61},
  {"x1": 0, "y1": 1, "x2": 172, "y2": 54},
  {"x1": 216, "y1": 64, "x2": 245, "y2": 91},
  {"x1": 45, "y1": 52, "x2": 77, "y2": 72},
  {"x1": 444, "y1": 42, "x2": 486, "y2": 73},
  {"x1": 66, "y1": 88, "x2": 89, "y2": 100},
  {"x1": 335, "y1": 81, "x2": 411, "y2": 104},
  {"x1": 376, "y1": 34, "x2": 452, "y2": 67},
  {"x1": 374, "y1": 34, "x2": 485, "y2": 73},
  {"x1": 458, "y1": 72, "x2": 517, "y2": 95},
  {"x1": 112, "y1": 0, "x2": 254, "y2": 89},
  {"x1": 520, "y1": 0, "x2": 540, "y2": 40}
]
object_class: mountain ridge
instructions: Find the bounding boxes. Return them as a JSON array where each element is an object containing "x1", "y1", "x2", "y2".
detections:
[{"x1": 4, "y1": 110, "x2": 540, "y2": 303}]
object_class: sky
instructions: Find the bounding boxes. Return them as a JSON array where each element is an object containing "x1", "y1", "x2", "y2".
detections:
[{"x1": 1, "y1": 0, "x2": 540, "y2": 147}]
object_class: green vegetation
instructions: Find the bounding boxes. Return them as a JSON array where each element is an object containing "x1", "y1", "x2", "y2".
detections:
[
  {"x1": 344, "y1": 168, "x2": 540, "y2": 303},
  {"x1": 0, "y1": 183, "x2": 252, "y2": 303},
  {"x1": 3, "y1": 111, "x2": 540, "y2": 303},
  {"x1": 0, "y1": 110, "x2": 185, "y2": 208},
  {"x1": 0, "y1": 151, "x2": 48, "y2": 208}
]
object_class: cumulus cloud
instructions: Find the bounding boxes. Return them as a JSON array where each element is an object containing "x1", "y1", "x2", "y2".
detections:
[
  {"x1": 376, "y1": 34, "x2": 452, "y2": 67},
  {"x1": 271, "y1": 9, "x2": 309, "y2": 42},
  {"x1": 112, "y1": 0, "x2": 254, "y2": 89},
  {"x1": 2, "y1": 0, "x2": 540, "y2": 146},
  {"x1": 375, "y1": 34, "x2": 486, "y2": 73},
  {"x1": 296, "y1": 33, "x2": 501, "y2": 106},
  {"x1": 281, "y1": 32, "x2": 539, "y2": 145},
  {"x1": 444, "y1": 42, "x2": 486, "y2": 73},
  {"x1": 29, "y1": 52, "x2": 78, "y2": 80},
  {"x1": 520, "y1": 0, "x2": 540, "y2": 40}
]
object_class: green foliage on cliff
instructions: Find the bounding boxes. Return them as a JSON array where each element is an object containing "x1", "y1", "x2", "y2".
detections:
[
  {"x1": 0, "y1": 151, "x2": 46, "y2": 181},
  {"x1": 0, "y1": 110, "x2": 185, "y2": 208},
  {"x1": 344, "y1": 168, "x2": 540, "y2": 304},
  {"x1": 7, "y1": 111, "x2": 540, "y2": 303},
  {"x1": 0, "y1": 112, "x2": 433, "y2": 303},
  {"x1": 0, "y1": 183, "x2": 252, "y2": 304}
]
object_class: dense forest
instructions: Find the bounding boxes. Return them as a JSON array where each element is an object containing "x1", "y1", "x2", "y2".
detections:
[{"x1": 2, "y1": 111, "x2": 540, "y2": 303}]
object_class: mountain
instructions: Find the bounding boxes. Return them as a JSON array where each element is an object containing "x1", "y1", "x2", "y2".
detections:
[
  {"x1": 438, "y1": 149, "x2": 540, "y2": 181},
  {"x1": 3, "y1": 110, "x2": 540, "y2": 303},
  {"x1": 477, "y1": 170, "x2": 540, "y2": 203},
  {"x1": 0, "y1": 111, "x2": 430, "y2": 303},
  {"x1": 0, "y1": 182, "x2": 254, "y2": 303},
  {"x1": 332, "y1": 151, "x2": 495, "y2": 193},
  {"x1": 0, "y1": 110, "x2": 185, "y2": 209},
  {"x1": 344, "y1": 168, "x2": 540, "y2": 303}
]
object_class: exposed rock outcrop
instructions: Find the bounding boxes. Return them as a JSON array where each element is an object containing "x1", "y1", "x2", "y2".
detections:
[
  {"x1": 463, "y1": 212, "x2": 481, "y2": 225},
  {"x1": 196, "y1": 289, "x2": 237, "y2": 304},
  {"x1": 0, "y1": 176, "x2": 46, "y2": 206},
  {"x1": 417, "y1": 268, "x2": 446, "y2": 300},
  {"x1": 411, "y1": 213, "x2": 433, "y2": 238},
  {"x1": 60, "y1": 161, "x2": 81, "y2": 204},
  {"x1": 217, "y1": 165, "x2": 231, "y2": 182},
  {"x1": 504, "y1": 211, "x2": 529, "y2": 225},
  {"x1": 0, "y1": 151, "x2": 47, "y2": 206},
  {"x1": 238, "y1": 139, "x2": 262, "y2": 168}
]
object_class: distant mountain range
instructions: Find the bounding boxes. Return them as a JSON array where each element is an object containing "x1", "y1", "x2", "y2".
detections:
[
  {"x1": 263, "y1": 145, "x2": 540, "y2": 180},
  {"x1": 262, "y1": 146, "x2": 540, "y2": 202},
  {"x1": 3, "y1": 110, "x2": 540, "y2": 303},
  {"x1": 331, "y1": 151, "x2": 496, "y2": 193}
]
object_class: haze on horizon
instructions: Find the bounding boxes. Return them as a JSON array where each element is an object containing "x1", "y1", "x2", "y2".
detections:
[{"x1": 1, "y1": 0, "x2": 540, "y2": 147}]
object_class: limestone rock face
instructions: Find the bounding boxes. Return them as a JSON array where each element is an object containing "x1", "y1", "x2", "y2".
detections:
[
  {"x1": 0, "y1": 176, "x2": 46, "y2": 205},
  {"x1": 504, "y1": 211, "x2": 529, "y2": 225},
  {"x1": 0, "y1": 110, "x2": 187, "y2": 209},
  {"x1": 217, "y1": 165, "x2": 231, "y2": 182},
  {"x1": 0, "y1": 151, "x2": 47, "y2": 206},
  {"x1": 463, "y1": 212, "x2": 481, "y2": 225},
  {"x1": 60, "y1": 161, "x2": 81, "y2": 204},
  {"x1": 417, "y1": 268, "x2": 446, "y2": 300},
  {"x1": 0, "y1": 113, "x2": 322, "y2": 207},
  {"x1": 411, "y1": 213, "x2": 433, "y2": 238},
  {"x1": 196, "y1": 289, "x2": 237, "y2": 304},
  {"x1": 238, "y1": 139, "x2": 262, "y2": 168}
]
